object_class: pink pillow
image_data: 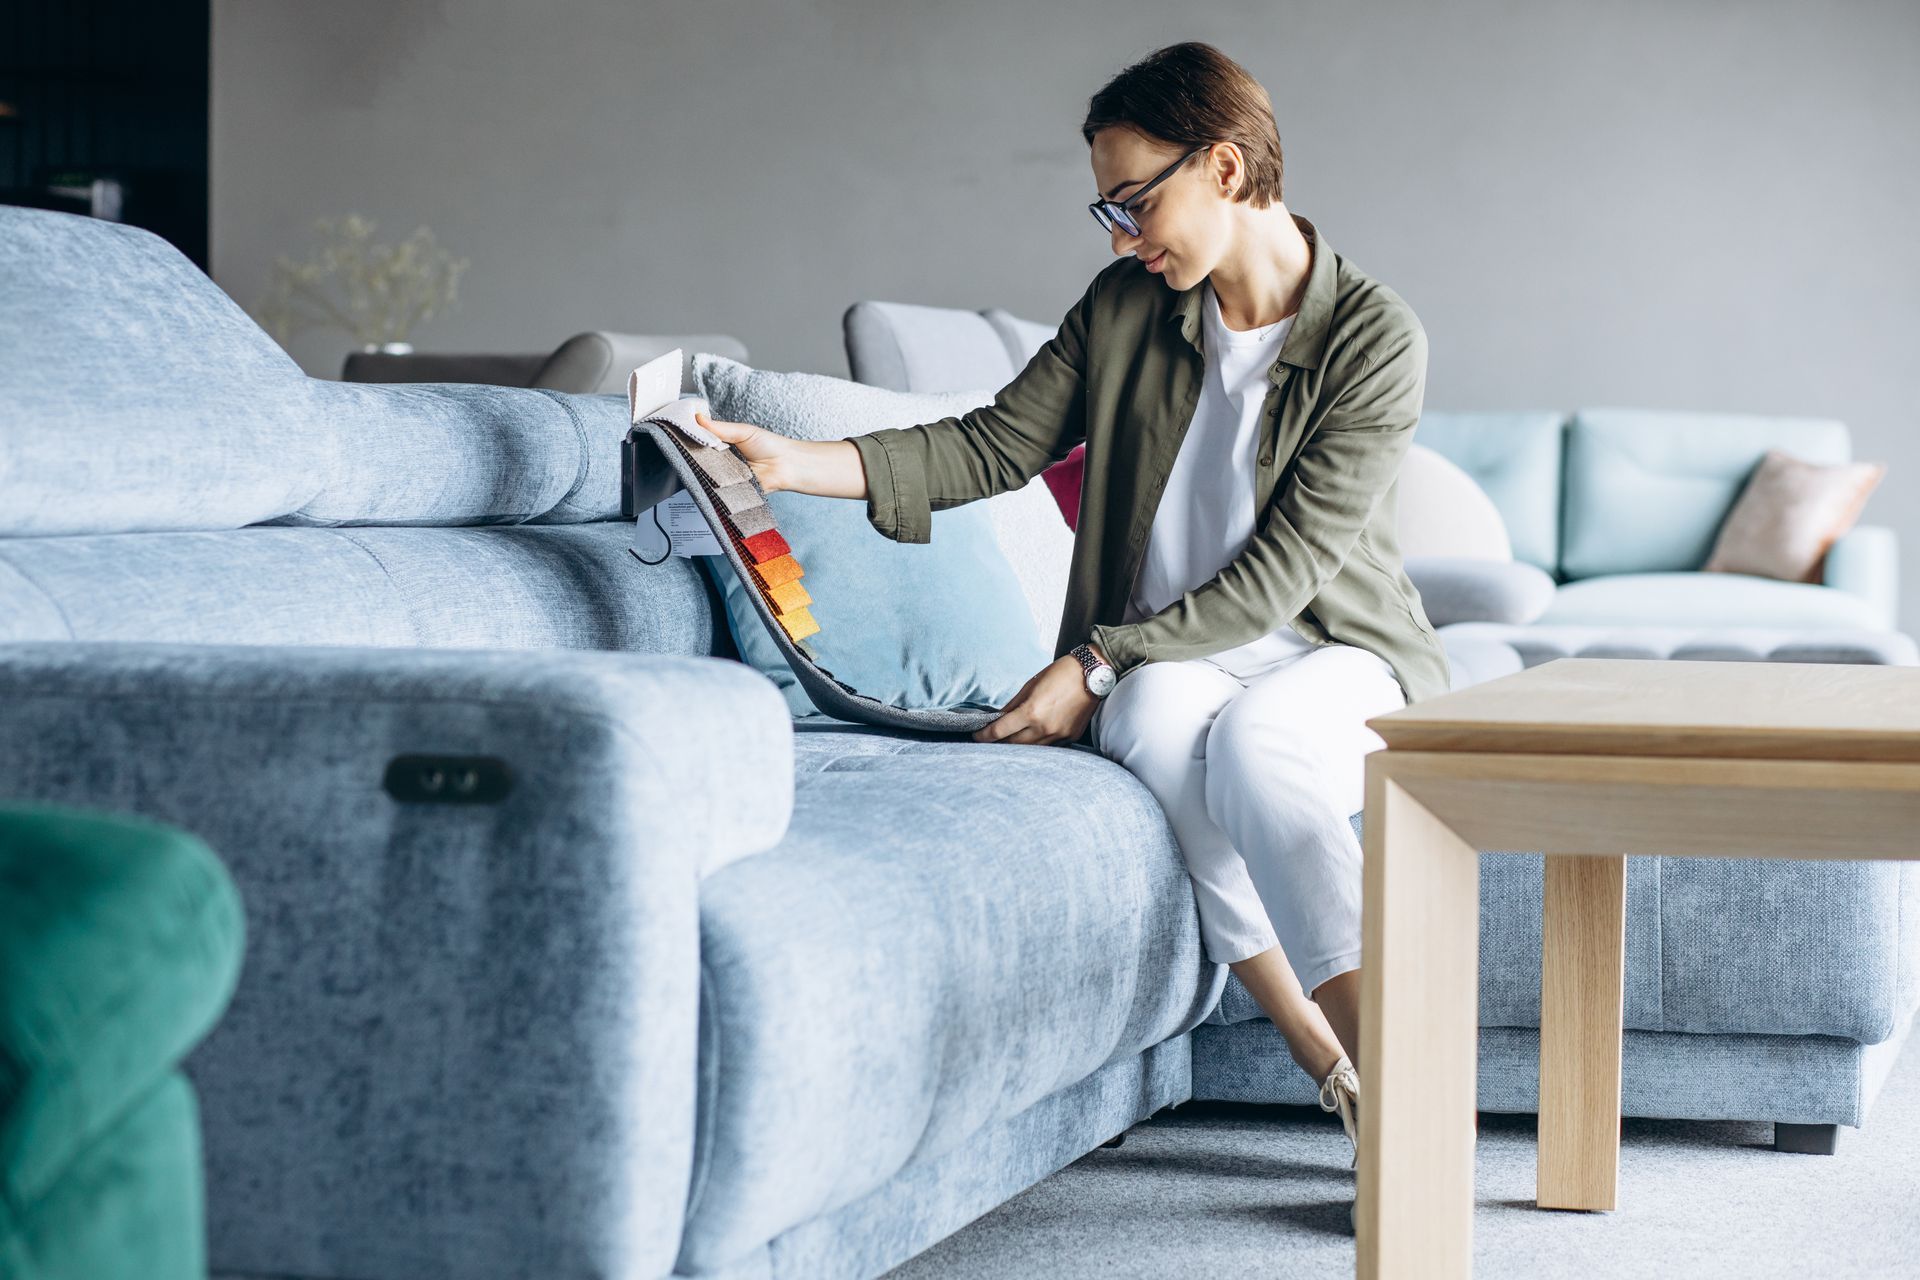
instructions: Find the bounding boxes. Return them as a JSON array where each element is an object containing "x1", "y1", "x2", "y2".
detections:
[
  {"x1": 1041, "y1": 443, "x2": 1086, "y2": 531},
  {"x1": 1703, "y1": 448, "x2": 1887, "y2": 583}
]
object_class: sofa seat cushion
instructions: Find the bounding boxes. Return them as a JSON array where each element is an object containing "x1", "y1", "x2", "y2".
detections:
[
  {"x1": 1539, "y1": 571, "x2": 1889, "y2": 630},
  {"x1": 679, "y1": 732, "x2": 1217, "y2": 1272}
]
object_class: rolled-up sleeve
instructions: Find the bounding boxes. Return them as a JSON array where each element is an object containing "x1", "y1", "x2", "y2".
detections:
[
  {"x1": 846, "y1": 267, "x2": 1103, "y2": 544},
  {"x1": 1089, "y1": 317, "x2": 1429, "y2": 677}
]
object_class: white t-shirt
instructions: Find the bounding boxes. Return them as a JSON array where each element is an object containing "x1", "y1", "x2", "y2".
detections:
[{"x1": 1122, "y1": 278, "x2": 1315, "y2": 677}]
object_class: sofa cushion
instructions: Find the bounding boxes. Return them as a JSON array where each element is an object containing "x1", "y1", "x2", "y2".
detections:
[
  {"x1": 0, "y1": 205, "x2": 633, "y2": 536},
  {"x1": 1405, "y1": 556, "x2": 1556, "y2": 627},
  {"x1": 1703, "y1": 448, "x2": 1887, "y2": 583},
  {"x1": 0, "y1": 522, "x2": 729, "y2": 656},
  {"x1": 693, "y1": 351, "x2": 1077, "y2": 651},
  {"x1": 1560, "y1": 408, "x2": 1852, "y2": 581},
  {"x1": 677, "y1": 732, "x2": 1218, "y2": 1271},
  {"x1": 1396, "y1": 445, "x2": 1512, "y2": 561},
  {"x1": 1439, "y1": 621, "x2": 1919, "y2": 668},
  {"x1": 1408, "y1": 412, "x2": 1565, "y2": 575},
  {"x1": 1537, "y1": 571, "x2": 1889, "y2": 630},
  {"x1": 703, "y1": 483, "x2": 1050, "y2": 719}
]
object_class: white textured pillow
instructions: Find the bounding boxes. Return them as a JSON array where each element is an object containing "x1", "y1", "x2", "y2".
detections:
[
  {"x1": 1396, "y1": 444, "x2": 1513, "y2": 561},
  {"x1": 692, "y1": 352, "x2": 1073, "y2": 644}
]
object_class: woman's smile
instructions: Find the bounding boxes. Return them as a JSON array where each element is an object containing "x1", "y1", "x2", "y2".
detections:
[{"x1": 1143, "y1": 248, "x2": 1168, "y2": 272}]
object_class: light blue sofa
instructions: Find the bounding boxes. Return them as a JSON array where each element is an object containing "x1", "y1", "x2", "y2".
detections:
[{"x1": 1, "y1": 206, "x2": 1915, "y2": 1280}]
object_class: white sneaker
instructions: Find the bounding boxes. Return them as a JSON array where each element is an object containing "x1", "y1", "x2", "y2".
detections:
[{"x1": 1318, "y1": 1054, "x2": 1361, "y2": 1169}]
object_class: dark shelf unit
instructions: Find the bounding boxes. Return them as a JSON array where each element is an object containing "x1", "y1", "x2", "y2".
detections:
[{"x1": 0, "y1": 1, "x2": 211, "y2": 269}]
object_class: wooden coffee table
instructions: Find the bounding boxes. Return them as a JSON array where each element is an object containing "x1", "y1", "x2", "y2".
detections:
[{"x1": 1351, "y1": 657, "x2": 1920, "y2": 1279}]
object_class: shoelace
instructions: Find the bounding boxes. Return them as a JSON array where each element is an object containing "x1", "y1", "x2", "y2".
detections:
[{"x1": 1317, "y1": 1055, "x2": 1361, "y2": 1168}]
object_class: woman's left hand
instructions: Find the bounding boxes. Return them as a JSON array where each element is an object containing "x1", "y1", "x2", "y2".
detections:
[{"x1": 972, "y1": 655, "x2": 1101, "y2": 746}]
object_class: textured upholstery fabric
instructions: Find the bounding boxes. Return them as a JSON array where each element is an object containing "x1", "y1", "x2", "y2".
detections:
[
  {"x1": 0, "y1": 206, "x2": 634, "y2": 535},
  {"x1": 1560, "y1": 409, "x2": 1854, "y2": 580},
  {"x1": 0, "y1": 644, "x2": 794, "y2": 1280},
  {"x1": 0, "y1": 806, "x2": 242, "y2": 1211},
  {"x1": 678, "y1": 730, "x2": 1221, "y2": 1272},
  {"x1": 0, "y1": 522, "x2": 730, "y2": 656},
  {"x1": 1539, "y1": 570, "x2": 1894, "y2": 630},
  {"x1": 705, "y1": 483, "x2": 1050, "y2": 719},
  {"x1": 685, "y1": 1039, "x2": 1192, "y2": 1280},
  {"x1": 1191, "y1": 1022, "x2": 1913, "y2": 1128},
  {"x1": 1, "y1": 1072, "x2": 208, "y2": 1280}
]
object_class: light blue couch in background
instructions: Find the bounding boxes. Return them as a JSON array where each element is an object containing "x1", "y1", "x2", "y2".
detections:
[
  {"x1": 1, "y1": 205, "x2": 1915, "y2": 1280},
  {"x1": 846, "y1": 302, "x2": 1901, "y2": 637}
]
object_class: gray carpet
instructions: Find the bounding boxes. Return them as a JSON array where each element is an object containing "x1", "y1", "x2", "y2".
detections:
[{"x1": 886, "y1": 1037, "x2": 1920, "y2": 1279}]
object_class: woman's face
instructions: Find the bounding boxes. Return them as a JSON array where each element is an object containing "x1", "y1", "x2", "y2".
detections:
[{"x1": 1089, "y1": 126, "x2": 1237, "y2": 291}]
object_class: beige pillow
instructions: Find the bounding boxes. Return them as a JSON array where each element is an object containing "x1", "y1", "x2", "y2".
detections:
[{"x1": 1703, "y1": 448, "x2": 1886, "y2": 582}]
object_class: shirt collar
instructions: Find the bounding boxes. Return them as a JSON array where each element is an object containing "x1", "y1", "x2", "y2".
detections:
[{"x1": 1167, "y1": 212, "x2": 1334, "y2": 384}]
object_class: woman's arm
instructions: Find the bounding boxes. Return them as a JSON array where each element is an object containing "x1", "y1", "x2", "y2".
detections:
[
  {"x1": 702, "y1": 264, "x2": 1113, "y2": 544},
  {"x1": 690, "y1": 421, "x2": 870, "y2": 500}
]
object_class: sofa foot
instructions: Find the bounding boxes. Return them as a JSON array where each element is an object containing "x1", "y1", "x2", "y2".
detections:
[{"x1": 1774, "y1": 1122, "x2": 1840, "y2": 1155}]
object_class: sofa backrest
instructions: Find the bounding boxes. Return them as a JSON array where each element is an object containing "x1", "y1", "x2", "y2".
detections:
[
  {"x1": 0, "y1": 205, "x2": 733, "y2": 660},
  {"x1": 1559, "y1": 408, "x2": 1853, "y2": 581},
  {"x1": 841, "y1": 296, "x2": 1574, "y2": 571}
]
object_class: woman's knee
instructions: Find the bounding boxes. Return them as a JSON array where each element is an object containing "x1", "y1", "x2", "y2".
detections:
[{"x1": 1095, "y1": 661, "x2": 1237, "y2": 758}]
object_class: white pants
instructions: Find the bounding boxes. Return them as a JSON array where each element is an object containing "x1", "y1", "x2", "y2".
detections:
[{"x1": 1091, "y1": 642, "x2": 1408, "y2": 995}]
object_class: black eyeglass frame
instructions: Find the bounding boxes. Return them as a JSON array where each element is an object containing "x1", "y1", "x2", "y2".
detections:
[{"x1": 1088, "y1": 143, "x2": 1211, "y2": 237}]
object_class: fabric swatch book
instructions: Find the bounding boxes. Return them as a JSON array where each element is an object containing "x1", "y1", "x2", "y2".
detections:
[{"x1": 624, "y1": 350, "x2": 1003, "y2": 734}]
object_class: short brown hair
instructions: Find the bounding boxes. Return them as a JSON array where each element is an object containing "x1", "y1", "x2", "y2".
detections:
[{"x1": 1082, "y1": 42, "x2": 1284, "y2": 208}]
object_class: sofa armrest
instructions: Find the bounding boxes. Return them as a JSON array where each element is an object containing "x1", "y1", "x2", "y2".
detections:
[
  {"x1": 1404, "y1": 555, "x2": 1558, "y2": 627},
  {"x1": 1822, "y1": 524, "x2": 1900, "y2": 629},
  {"x1": 0, "y1": 805, "x2": 243, "y2": 1213},
  {"x1": 0, "y1": 641, "x2": 794, "y2": 1280}
]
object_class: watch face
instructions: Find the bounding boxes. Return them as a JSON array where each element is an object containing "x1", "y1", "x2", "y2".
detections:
[{"x1": 1088, "y1": 665, "x2": 1117, "y2": 697}]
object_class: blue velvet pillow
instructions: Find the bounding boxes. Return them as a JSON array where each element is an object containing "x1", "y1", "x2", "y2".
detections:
[{"x1": 701, "y1": 485, "x2": 1052, "y2": 720}]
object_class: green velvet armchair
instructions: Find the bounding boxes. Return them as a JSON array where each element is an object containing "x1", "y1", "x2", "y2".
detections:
[{"x1": 0, "y1": 803, "x2": 244, "y2": 1280}]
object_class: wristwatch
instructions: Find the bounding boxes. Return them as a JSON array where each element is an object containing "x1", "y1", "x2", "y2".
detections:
[{"x1": 1069, "y1": 641, "x2": 1118, "y2": 698}]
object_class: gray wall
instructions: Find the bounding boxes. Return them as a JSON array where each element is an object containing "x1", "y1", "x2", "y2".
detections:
[{"x1": 211, "y1": 0, "x2": 1920, "y2": 631}]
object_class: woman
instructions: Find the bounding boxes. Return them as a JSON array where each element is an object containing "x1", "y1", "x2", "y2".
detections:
[{"x1": 696, "y1": 41, "x2": 1451, "y2": 1169}]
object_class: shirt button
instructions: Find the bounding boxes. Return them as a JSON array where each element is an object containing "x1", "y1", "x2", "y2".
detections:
[{"x1": 1259, "y1": 452, "x2": 1274, "y2": 465}]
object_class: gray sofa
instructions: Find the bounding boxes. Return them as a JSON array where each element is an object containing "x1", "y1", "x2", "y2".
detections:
[{"x1": 1, "y1": 206, "x2": 1915, "y2": 1280}]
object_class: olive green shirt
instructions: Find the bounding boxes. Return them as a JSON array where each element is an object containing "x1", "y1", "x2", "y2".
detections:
[{"x1": 847, "y1": 213, "x2": 1452, "y2": 742}]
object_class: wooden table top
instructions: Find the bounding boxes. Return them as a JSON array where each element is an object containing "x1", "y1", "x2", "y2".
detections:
[{"x1": 1368, "y1": 658, "x2": 1920, "y2": 762}]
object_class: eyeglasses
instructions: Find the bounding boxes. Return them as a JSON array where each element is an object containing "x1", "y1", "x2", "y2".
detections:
[{"x1": 1088, "y1": 143, "x2": 1210, "y2": 237}]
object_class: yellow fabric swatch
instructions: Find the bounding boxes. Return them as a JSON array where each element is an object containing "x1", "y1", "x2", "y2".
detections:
[{"x1": 776, "y1": 606, "x2": 821, "y2": 642}]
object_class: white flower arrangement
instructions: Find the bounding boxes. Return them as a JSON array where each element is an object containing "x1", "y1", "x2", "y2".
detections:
[{"x1": 257, "y1": 213, "x2": 471, "y2": 351}]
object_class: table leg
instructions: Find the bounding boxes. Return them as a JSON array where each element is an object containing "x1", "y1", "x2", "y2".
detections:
[
  {"x1": 1357, "y1": 767, "x2": 1480, "y2": 1280},
  {"x1": 1537, "y1": 853, "x2": 1626, "y2": 1210}
]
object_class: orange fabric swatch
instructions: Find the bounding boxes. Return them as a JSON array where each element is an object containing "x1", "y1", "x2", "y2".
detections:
[
  {"x1": 752, "y1": 554, "x2": 805, "y2": 589},
  {"x1": 767, "y1": 578, "x2": 813, "y2": 612}
]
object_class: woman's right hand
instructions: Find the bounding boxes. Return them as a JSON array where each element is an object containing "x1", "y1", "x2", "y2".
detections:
[{"x1": 695, "y1": 411, "x2": 793, "y2": 493}]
